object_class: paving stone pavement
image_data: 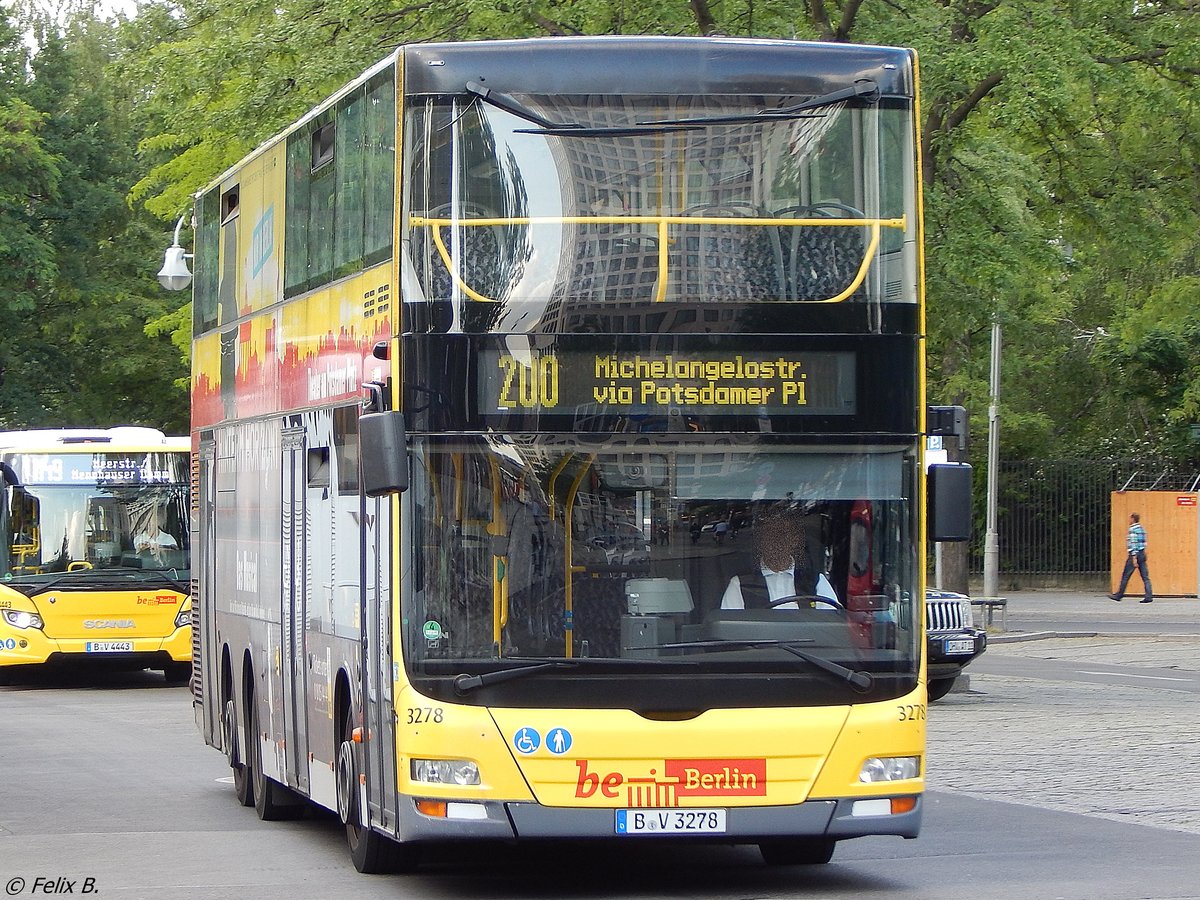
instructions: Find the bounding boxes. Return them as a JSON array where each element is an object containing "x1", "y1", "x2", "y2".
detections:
[{"x1": 926, "y1": 635, "x2": 1200, "y2": 835}]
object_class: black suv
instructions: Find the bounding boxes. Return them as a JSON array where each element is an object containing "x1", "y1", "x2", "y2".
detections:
[{"x1": 925, "y1": 590, "x2": 987, "y2": 700}]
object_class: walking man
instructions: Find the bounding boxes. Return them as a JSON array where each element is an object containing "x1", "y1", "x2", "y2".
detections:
[{"x1": 1110, "y1": 512, "x2": 1153, "y2": 603}]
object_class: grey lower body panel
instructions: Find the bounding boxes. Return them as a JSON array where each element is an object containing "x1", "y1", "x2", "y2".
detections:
[
  {"x1": 507, "y1": 796, "x2": 921, "y2": 841},
  {"x1": 391, "y1": 795, "x2": 921, "y2": 843}
]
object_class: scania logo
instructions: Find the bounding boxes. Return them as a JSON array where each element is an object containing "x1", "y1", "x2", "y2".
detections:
[{"x1": 83, "y1": 619, "x2": 136, "y2": 629}]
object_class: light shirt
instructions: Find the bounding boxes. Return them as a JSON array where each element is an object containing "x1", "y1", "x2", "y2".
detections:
[
  {"x1": 721, "y1": 560, "x2": 838, "y2": 610},
  {"x1": 1127, "y1": 523, "x2": 1146, "y2": 554},
  {"x1": 136, "y1": 529, "x2": 178, "y2": 551}
]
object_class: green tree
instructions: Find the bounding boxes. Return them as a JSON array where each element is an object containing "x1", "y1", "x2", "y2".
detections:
[
  {"x1": 0, "y1": 12, "x2": 61, "y2": 425},
  {"x1": 1, "y1": 10, "x2": 189, "y2": 431},
  {"x1": 114, "y1": 0, "x2": 1200, "y2": 457}
]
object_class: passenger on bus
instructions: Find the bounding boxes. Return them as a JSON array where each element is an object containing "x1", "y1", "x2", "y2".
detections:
[{"x1": 135, "y1": 508, "x2": 178, "y2": 555}]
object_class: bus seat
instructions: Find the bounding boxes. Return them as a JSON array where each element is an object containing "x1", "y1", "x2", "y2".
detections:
[
  {"x1": 572, "y1": 230, "x2": 660, "y2": 302},
  {"x1": 420, "y1": 203, "x2": 508, "y2": 301},
  {"x1": 670, "y1": 203, "x2": 784, "y2": 301},
  {"x1": 773, "y1": 203, "x2": 867, "y2": 301}
]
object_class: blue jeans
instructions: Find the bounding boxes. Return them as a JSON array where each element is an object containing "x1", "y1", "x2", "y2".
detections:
[{"x1": 1115, "y1": 550, "x2": 1152, "y2": 600}]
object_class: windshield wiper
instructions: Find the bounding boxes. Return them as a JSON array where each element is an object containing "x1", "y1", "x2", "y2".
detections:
[
  {"x1": 2, "y1": 567, "x2": 189, "y2": 597},
  {"x1": 636, "y1": 79, "x2": 880, "y2": 127},
  {"x1": 515, "y1": 125, "x2": 704, "y2": 136},
  {"x1": 466, "y1": 81, "x2": 563, "y2": 129},
  {"x1": 450, "y1": 654, "x2": 680, "y2": 694},
  {"x1": 453, "y1": 660, "x2": 580, "y2": 695},
  {"x1": 648, "y1": 638, "x2": 874, "y2": 693},
  {"x1": 466, "y1": 81, "x2": 703, "y2": 137}
]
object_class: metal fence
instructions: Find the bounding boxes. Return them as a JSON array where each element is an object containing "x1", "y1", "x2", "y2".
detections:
[{"x1": 967, "y1": 459, "x2": 1200, "y2": 588}]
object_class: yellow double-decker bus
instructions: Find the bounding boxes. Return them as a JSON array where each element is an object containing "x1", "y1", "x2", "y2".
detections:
[
  {"x1": 181, "y1": 37, "x2": 970, "y2": 872},
  {"x1": 0, "y1": 427, "x2": 192, "y2": 683}
]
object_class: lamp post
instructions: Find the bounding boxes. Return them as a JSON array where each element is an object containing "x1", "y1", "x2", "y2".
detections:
[
  {"x1": 983, "y1": 320, "x2": 1001, "y2": 598},
  {"x1": 157, "y1": 215, "x2": 193, "y2": 291}
]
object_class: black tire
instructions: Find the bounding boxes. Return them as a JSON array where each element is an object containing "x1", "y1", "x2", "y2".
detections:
[
  {"x1": 337, "y1": 706, "x2": 418, "y2": 874},
  {"x1": 927, "y1": 677, "x2": 957, "y2": 701},
  {"x1": 248, "y1": 690, "x2": 304, "y2": 821},
  {"x1": 163, "y1": 661, "x2": 191, "y2": 685},
  {"x1": 759, "y1": 838, "x2": 837, "y2": 865},
  {"x1": 223, "y1": 697, "x2": 253, "y2": 807}
]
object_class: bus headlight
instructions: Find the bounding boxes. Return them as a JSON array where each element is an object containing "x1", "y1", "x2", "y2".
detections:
[
  {"x1": 2, "y1": 609, "x2": 44, "y2": 630},
  {"x1": 859, "y1": 756, "x2": 920, "y2": 782},
  {"x1": 174, "y1": 608, "x2": 191, "y2": 629},
  {"x1": 411, "y1": 758, "x2": 481, "y2": 786}
]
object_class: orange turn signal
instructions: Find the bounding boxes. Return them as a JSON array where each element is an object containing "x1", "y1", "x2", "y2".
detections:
[
  {"x1": 891, "y1": 796, "x2": 918, "y2": 815},
  {"x1": 415, "y1": 799, "x2": 447, "y2": 818}
]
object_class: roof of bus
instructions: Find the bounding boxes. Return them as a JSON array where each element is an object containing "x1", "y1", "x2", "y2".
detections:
[
  {"x1": 0, "y1": 428, "x2": 188, "y2": 454},
  {"x1": 198, "y1": 36, "x2": 915, "y2": 199},
  {"x1": 406, "y1": 36, "x2": 915, "y2": 97}
]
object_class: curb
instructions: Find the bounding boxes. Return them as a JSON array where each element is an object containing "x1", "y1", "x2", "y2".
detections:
[
  {"x1": 990, "y1": 631, "x2": 1097, "y2": 643},
  {"x1": 991, "y1": 630, "x2": 1200, "y2": 644}
]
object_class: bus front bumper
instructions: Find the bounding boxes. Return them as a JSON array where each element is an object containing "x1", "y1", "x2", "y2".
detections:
[
  {"x1": 394, "y1": 795, "x2": 921, "y2": 842},
  {"x1": 0, "y1": 625, "x2": 191, "y2": 668}
]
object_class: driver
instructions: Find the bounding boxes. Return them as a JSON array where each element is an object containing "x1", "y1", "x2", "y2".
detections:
[{"x1": 720, "y1": 510, "x2": 838, "y2": 610}]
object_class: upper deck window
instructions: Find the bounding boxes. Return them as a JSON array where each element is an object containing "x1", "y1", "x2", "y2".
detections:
[
  {"x1": 281, "y1": 69, "x2": 395, "y2": 301},
  {"x1": 403, "y1": 92, "x2": 918, "y2": 325}
]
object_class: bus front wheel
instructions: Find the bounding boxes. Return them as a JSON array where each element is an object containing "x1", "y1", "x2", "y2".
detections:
[
  {"x1": 759, "y1": 838, "x2": 836, "y2": 865},
  {"x1": 337, "y1": 707, "x2": 417, "y2": 874},
  {"x1": 163, "y1": 661, "x2": 191, "y2": 685},
  {"x1": 927, "y1": 677, "x2": 957, "y2": 701}
]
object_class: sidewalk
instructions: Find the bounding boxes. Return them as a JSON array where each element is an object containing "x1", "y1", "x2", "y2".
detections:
[{"x1": 979, "y1": 589, "x2": 1200, "y2": 641}]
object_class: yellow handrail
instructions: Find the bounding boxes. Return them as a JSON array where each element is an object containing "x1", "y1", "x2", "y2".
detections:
[
  {"x1": 561, "y1": 454, "x2": 596, "y2": 659},
  {"x1": 411, "y1": 213, "x2": 906, "y2": 304}
]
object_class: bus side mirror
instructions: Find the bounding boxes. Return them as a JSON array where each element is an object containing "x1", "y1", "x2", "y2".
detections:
[
  {"x1": 928, "y1": 463, "x2": 971, "y2": 542},
  {"x1": 359, "y1": 411, "x2": 408, "y2": 496}
]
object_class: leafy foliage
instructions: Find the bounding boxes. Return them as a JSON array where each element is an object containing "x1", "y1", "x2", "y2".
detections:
[
  {"x1": 3, "y1": 0, "x2": 1199, "y2": 459},
  {"x1": 0, "y1": 6, "x2": 189, "y2": 432}
]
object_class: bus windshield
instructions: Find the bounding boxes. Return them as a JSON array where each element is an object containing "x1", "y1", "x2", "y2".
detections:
[
  {"x1": 1, "y1": 452, "x2": 190, "y2": 582},
  {"x1": 403, "y1": 436, "x2": 919, "y2": 705},
  {"x1": 403, "y1": 91, "x2": 916, "y2": 316}
]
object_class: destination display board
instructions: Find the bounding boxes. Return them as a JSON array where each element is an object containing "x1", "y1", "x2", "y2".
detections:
[
  {"x1": 479, "y1": 349, "x2": 857, "y2": 417},
  {"x1": 3, "y1": 453, "x2": 186, "y2": 486}
]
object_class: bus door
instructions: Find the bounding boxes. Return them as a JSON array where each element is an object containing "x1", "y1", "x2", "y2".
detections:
[
  {"x1": 281, "y1": 427, "x2": 310, "y2": 793},
  {"x1": 361, "y1": 476, "x2": 399, "y2": 832},
  {"x1": 196, "y1": 437, "x2": 220, "y2": 742}
]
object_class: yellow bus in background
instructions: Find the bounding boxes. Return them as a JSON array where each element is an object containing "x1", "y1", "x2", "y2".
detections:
[{"x1": 0, "y1": 427, "x2": 192, "y2": 683}]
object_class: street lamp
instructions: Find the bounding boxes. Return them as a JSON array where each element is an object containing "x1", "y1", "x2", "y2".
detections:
[
  {"x1": 983, "y1": 319, "x2": 1001, "y2": 598},
  {"x1": 157, "y1": 215, "x2": 193, "y2": 291}
]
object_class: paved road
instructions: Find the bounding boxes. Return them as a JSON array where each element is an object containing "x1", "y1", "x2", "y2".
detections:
[
  {"x1": 1, "y1": 670, "x2": 1197, "y2": 900},
  {"x1": 932, "y1": 596, "x2": 1200, "y2": 838},
  {"x1": 3, "y1": 592, "x2": 1200, "y2": 898},
  {"x1": 989, "y1": 589, "x2": 1200, "y2": 638}
]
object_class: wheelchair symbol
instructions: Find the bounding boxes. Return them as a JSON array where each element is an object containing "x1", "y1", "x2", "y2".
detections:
[{"x1": 513, "y1": 726, "x2": 541, "y2": 754}]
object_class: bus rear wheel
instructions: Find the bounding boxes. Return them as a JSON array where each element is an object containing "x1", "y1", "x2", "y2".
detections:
[
  {"x1": 247, "y1": 689, "x2": 304, "y2": 821},
  {"x1": 759, "y1": 838, "x2": 836, "y2": 865},
  {"x1": 337, "y1": 707, "x2": 417, "y2": 874},
  {"x1": 163, "y1": 661, "x2": 191, "y2": 685},
  {"x1": 223, "y1": 698, "x2": 253, "y2": 807}
]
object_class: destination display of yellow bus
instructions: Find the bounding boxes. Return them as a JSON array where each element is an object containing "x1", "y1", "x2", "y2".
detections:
[
  {"x1": 181, "y1": 37, "x2": 970, "y2": 873},
  {"x1": 0, "y1": 427, "x2": 192, "y2": 683}
]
